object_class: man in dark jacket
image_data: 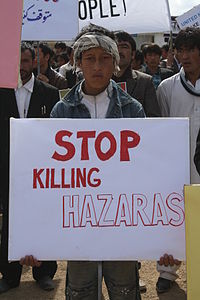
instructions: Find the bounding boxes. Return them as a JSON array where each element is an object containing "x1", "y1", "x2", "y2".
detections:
[
  {"x1": 0, "y1": 42, "x2": 59, "y2": 294},
  {"x1": 113, "y1": 31, "x2": 161, "y2": 117},
  {"x1": 34, "y1": 42, "x2": 68, "y2": 90}
]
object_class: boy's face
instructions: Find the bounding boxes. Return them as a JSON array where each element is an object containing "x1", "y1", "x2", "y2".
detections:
[{"x1": 79, "y1": 47, "x2": 115, "y2": 95}]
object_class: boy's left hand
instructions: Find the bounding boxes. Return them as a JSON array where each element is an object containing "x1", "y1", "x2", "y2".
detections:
[{"x1": 158, "y1": 254, "x2": 181, "y2": 267}]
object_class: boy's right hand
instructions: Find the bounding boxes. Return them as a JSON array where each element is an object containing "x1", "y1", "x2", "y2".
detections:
[{"x1": 20, "y1": 255, "x2": 42, "y2": 267}]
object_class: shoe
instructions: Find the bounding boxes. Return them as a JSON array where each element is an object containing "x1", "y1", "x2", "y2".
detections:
[
  {"x1": 139, "y1": 279, "x2": 147, "y2": 293},
  {"x1": 38, "y1": 276, "x2": 54, "y2": 291},
  {"x1": 0, "y1": 278, "x2": 11, "y2": 294},
  {"x1": 156, "y1": 277, "x2": 173, "y2": 293}
]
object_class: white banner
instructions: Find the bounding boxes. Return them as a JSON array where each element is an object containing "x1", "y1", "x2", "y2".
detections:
[
  {"x1": 9, "y1": 118, "x2": 189, "y2": 261},
  {"x1": 176, "y1": 4, "x2": 200, "y2": 29},
  {"x1": 22, "y1": 0, "x2": 171, "y2": 41},
  {"x1": 22, "y1": 0, "x2": 79, "y2": 40},
  {"x1": 79, "y1": 0, "x2": 171, "y2": 34}
]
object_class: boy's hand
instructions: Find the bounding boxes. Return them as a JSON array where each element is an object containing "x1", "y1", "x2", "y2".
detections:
[
  {"x1": 20, "y1": 255, "x2": 42, "y2": 267},
  {"x1": 158, "y1": 254, "x2": 181, "y2": 266}
]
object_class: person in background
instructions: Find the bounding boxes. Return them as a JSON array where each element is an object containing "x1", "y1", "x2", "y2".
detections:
[
  {"x1": 142, "y1": 43, "x2": 174, "y2": 89},
  {"x1": 112, "y1": 31, "x2": 160, "y2": 117},
  {"x1": 157, "y1": 26, "x2": 200, "y2": 293},
  {"x1": 54, "y1": 41, "x2": 67, "y2": 55},
  {"x1": 161, "y1": 44, "x2": 169, "y2": 60},
  {"x1": 55, "y1": 52, "x2": 69, "y2": 73},
  {"x1": 132, "y1": 50, "x2": 144, "y2": 71},
  {"x1": 160, "y1": 47, "x2": 182, "y2": 74},
  {"x1": 34, "y1": 42, "x2": 68, "y2": 90},
  {"x1": 58, "y1": 46, "x2": 82, "y2": 88},
  {"x1": 0, "y1": 42, "x2": 59, "y2": 294}
]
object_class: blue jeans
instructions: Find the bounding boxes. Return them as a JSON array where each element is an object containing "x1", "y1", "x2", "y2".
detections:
[{"x1": 65, "y1": 261, "x2": 141, "y2": 300}]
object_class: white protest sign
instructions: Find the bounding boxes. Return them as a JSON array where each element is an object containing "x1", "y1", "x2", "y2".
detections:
[
  {"x1": 22, "y1": 0, "x2": 171, "y2": 41},
  {"x1": 22, "y1": 0, "x2": 79, "y2": 40},
  {"x1": 9, "y1": 118, "x2": 189, "y2": 261},
  {"x1": 176, "y1": 5, "x2": 200, "y2": 29},
  {"x1": 79, "y1": 0, "x2": 171, "y2": 34}
]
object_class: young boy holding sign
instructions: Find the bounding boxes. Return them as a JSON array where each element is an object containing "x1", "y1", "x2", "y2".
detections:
[
  {"x1": 20, "y1": 24, "x2": 179, "y2": 299},
  {"x1": 51, "y1": 24, "x2": 144, "y2": 300}
]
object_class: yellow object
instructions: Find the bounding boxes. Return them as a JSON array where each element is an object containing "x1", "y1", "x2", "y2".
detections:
[
  {"x1": 59, "y1": 88, "x2": 71, "y2": 99},
  {"x1": 184, "y1": 185, "x2": 200, "y2": 300}
]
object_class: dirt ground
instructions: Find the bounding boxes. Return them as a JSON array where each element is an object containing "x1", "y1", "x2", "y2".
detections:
[{"x1": 0, "y1": 260, "x2": 187, "y2": 300}]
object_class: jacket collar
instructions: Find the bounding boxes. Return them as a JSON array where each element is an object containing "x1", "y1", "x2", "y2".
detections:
[
  {"x1": 113, "y1": 65, "x2": 133, "y2": 82},
  {"x1": 63, "y1": 80, "x2": 116, "y2": 106},
  {"x1": 62, "y1": 79, "x2": 133, "y2": 118}
]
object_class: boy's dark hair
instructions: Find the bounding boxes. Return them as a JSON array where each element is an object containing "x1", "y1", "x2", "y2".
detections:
[
  {"x1": 161, "y1": 44, "x2": 169, "y2": 52},
  {"x1": 21, "y1": 42, "x2": 35, "y2": 60},
  {"x1": 143, "y1": 44, "x2": 162, "y2": 57},
  {"x1": 114, "y1": 31, "x2": 136, "y2": 52},
  {"x1": 75, "y1": 23, "x2": 116, "y2": 41},
  {"x1": 56, "y1": 52, "x2": 69, "y2": 64},
  {"x1": 54, "y1": 42, "x2": 67, "y2": 51},
  {"x1": 175, "y1": 27, "x2": 200, "y2": 51},
  {"x1": 36, "y1": 42, "x2": 55, "y2": 60}
]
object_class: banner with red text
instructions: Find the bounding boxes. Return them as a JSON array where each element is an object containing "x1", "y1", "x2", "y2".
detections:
[
  {"x1": 0, "y1": 1, "x2": 23, "y2": 88},
  {"x1": 9, "y1": 118, "x2": 189, "y2": 261}
]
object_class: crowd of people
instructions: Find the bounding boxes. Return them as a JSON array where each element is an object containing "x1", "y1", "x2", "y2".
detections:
[{"x1": 1, "y1": 23, "x2": 200, "y2": 299}]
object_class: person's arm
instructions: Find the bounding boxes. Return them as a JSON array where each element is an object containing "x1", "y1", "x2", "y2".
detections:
[{"x1": 37, "y1": 73, "x2": 50, "y2": 84}]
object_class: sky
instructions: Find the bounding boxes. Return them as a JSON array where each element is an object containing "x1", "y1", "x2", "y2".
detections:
[{"x1": 168, "y1": 0, "x2": 200, "y2": 16}]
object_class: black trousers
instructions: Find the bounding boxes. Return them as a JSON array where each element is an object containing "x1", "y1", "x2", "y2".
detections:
[{"x1": 0, "y1": 203, "x2": 57, "y2": 287}]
